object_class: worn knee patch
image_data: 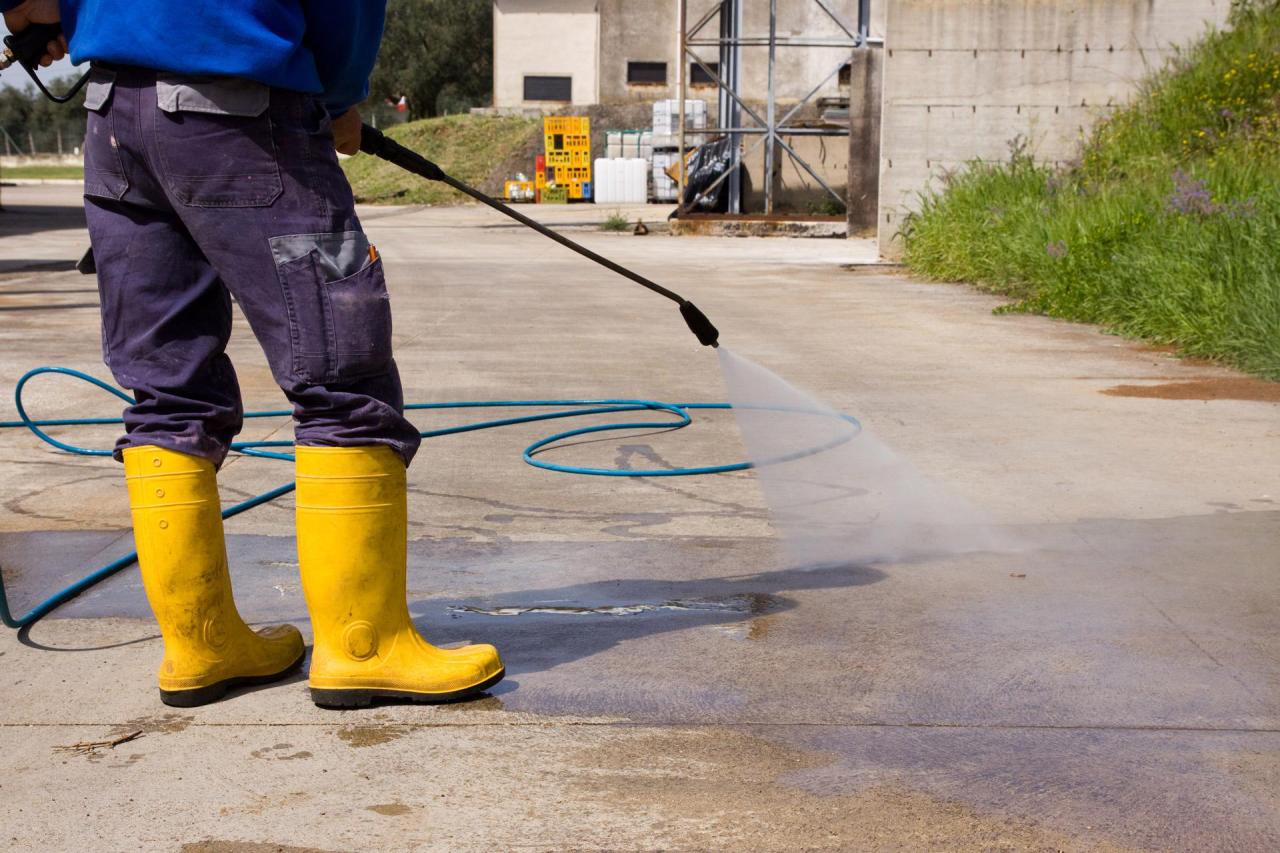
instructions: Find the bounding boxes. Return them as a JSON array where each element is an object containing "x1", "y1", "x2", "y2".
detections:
[{"x1": 269, "y1": 232, "x2": 392, "y2": 385}]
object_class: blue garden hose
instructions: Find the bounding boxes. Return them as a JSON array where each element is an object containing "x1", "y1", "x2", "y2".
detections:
[{"x1": 1, "y1": 366, "x2": 859, "y2": 630}]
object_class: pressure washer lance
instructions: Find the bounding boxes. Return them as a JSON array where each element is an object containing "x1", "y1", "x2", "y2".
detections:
[
  {"x1": 0, "y1": 21, "x2": 88, "y2": 103},
  {"x1": 359, "y1": 124, "x2": 719, "y2": 348}
]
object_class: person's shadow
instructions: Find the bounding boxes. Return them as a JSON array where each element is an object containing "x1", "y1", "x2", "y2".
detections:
[{"x1": 407, "y1": 558, "x2": 886, "y2": 676}]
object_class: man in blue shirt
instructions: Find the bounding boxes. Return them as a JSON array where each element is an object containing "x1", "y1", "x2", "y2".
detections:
[{"x1": 3, "y1": 0, "x2": 505, "y2": 709}]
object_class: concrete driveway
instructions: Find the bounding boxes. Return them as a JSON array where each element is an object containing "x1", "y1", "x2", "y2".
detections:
[{"x1": 1, "y1": 184, "x2": 1276, "y2": 851}]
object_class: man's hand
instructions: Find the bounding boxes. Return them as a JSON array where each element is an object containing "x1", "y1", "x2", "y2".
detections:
[
  {"x1": 2, "y1": 0, "x2": 66, "y2": 67},
  {"x1": 332, "y1": 108, "x2": 362, "y2": 156}
]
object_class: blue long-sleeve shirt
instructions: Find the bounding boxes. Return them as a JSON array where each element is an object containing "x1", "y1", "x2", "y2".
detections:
[{"x1": 1, "y1": 1, "x2": 386, "y2": 114}]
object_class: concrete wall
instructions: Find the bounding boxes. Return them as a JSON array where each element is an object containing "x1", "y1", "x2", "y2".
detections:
[
  {"x1": 597, "y1": 0, "x2": 680, "y2": 103},
  {"x1": 876, "y1": 0, "x2": 1229, "y2": 256},
  {"x1": 493, "y1": 0, "x2": 600, "y2": 108},
  {"x1": 847, "y1": 44, "x2": 883, "y2": 235}
]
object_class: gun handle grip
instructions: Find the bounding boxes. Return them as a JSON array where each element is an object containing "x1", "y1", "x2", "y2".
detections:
[{"x1": 4, "y1": 22, "x2": 64, "y2": 69}]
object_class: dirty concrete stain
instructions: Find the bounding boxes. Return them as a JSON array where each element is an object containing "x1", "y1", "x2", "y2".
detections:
[
  {"x1": 747, "y1": 614, "x2": 776, "y2": 641},
  {"x1": 218, "y1": 791, "x2": 310, "y2": 818},
  {"x1": 87, "y1": 751, "x2": 146, "y2": 769},
  {"x1": 465, "y1": 694, "x2": 506, "y2": 712},
  {"x1": 336, "y1": 724, "x2": 411, "y2": 748},
  {"x1": 366, "y1": 803, "x2": 413, "y2": 816},
  {"x1": 111, "y1": 713, "x2": 194, "y2": 736},
  {"x1": 567, "y1": 727, "x2": 1140, "y2": 852},
  {"x1": 1102, "y1": 377, "x2": 1280, "y2": 403},
  {"x1": 250, "y1": 743, "x2": 314, "y2": 761}
]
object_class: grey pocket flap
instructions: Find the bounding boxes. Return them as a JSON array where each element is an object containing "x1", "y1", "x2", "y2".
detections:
[
  {"x1": 156, "y1": 76, "x2": 270, "y2": 116},
  {"x1": 269, "y1": 232, "x2": 373, "y2": 282},
  {"x1": 83, "y1": 68, "x2": 115, "y2": 112}
]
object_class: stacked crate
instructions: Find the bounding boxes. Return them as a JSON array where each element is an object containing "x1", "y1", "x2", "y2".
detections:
[
  {"x1": 651, "y1": 100, "x2": 706, "y2": 202},
  {"x1": 541, "y1": 116, "x2": 592, "y2": 201}
]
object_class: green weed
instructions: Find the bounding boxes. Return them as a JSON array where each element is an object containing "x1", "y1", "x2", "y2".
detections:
[{"x1": 601, "y1": 212, "x2": 630, "y2": 232}]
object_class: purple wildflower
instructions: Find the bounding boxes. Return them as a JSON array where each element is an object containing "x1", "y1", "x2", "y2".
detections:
[
  {"x1": 1166, "y1": 170, "x2": 1223, "y2": 216},
  {"x1": 1046, "y1": 240, "x2": 1068, "y2": 258}
]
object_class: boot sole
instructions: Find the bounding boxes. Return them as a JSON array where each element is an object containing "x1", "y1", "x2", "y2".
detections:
[
  {"x1": 159, "y1": 650, "x2": 306, "y2": 708},
  {"x1": 310, "y1": 667, "x2": 505, "y2": 709}
]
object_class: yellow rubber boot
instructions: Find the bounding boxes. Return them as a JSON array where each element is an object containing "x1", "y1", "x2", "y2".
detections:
[
  {"x1": 123, "y1": 446, "x2": 304, "y2": 707},
  {"x1": 295, "y1": 445, "x2": 504, "y2": 708}
]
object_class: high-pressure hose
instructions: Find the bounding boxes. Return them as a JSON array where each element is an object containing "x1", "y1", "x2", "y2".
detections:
[{"x1": 358, "y1": 125, "x2": 721, "y2": 348}]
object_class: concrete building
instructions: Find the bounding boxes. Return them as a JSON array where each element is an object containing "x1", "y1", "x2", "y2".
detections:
[{"x1": 492, "y1": 0, "x2": 864, "y2": 110}]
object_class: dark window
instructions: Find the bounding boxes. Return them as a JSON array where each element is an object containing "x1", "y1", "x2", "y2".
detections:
[
  {"x1": 627, "y1": 62, "x2": 668, "y2": 85},
  {"x1": 838, "y1": 63, "x2": 852, "y2": 87},
  {"x1": 690, "y1": 62, "x2": 719, "y2": 86},
  {"x1": 523, "y1": 76, "x2": 572, "y2": 101}
]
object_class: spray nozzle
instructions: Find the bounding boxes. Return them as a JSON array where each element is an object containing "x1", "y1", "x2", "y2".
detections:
[{"x1": 680, "y1": 301, "x2": 720, "y2": 348}]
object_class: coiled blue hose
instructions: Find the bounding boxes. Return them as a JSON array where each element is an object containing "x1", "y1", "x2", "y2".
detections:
[{"x1": 1, "y1": 366, "x2": 857, "y2": 630}]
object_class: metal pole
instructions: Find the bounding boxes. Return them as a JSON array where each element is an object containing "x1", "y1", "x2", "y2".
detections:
[
  {"x1": 677, "y1": 0, "x2": 688, "y2": 217},
  {"x1": 720, "y1": 0, "x2": 742, "y2": 214},
  {"x1": 764, "y1": 0, "x2": 777, "y2": 214}
]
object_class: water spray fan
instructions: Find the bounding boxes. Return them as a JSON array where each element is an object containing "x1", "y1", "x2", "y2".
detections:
[{"x1": 358, "y1": 125, "x2": 720, "y2": 348}]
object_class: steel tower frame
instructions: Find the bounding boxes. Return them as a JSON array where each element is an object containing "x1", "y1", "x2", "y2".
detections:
[{"x1": 675, "y1": 0, "x2": 877, "y2": 216}]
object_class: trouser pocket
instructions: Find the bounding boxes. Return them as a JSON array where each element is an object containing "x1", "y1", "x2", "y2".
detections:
[
  {"x1": 82, "y1": 67, "x2": 128, "y2": 200},
  {"x1": 273, "y1": 236, "x2": 393, "y2": 385},
  {"x1": 154, "y1": 76, "x2": 282, "y2": 207}
]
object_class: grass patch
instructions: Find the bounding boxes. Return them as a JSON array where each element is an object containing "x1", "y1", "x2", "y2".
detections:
[
  {"x1": 342, "y1": 114, "x2": 540, "y2": 205},
  {"x1": 601, "y1": 211, "x2": 630, "y2": 232},
  {"x1": 1, "y1": 164, "x2": 85, "y2": 180},
  {"x1": 901, "y1": 0, "x2": 1280, "y2": 380}
]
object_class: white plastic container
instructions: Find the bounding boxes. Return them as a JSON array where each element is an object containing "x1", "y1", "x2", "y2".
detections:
[
  {"x1": 605, "y1": 131, "x2": 622, "y2": 159},
  {"x1": 652, "y1": 151, "x2": 679, "y2": 202},
  {"x1": 652, "y1": 99, "x2": 707, "y2": 146},
  {"x1": 625, "y1": 158, "x2": 647, "y2": 203},
  {"x1": 592, "y1": 158, "x2": 648, "y2": 204},
  {"x1": 620, "y1": 130, "x2": 642, "y2": 159}
]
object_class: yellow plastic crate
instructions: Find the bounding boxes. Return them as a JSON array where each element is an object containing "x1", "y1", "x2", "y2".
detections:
[
  {"x1": 545, "y1": 116, "x2": 588, "y2": 135},
  {"x1": 540, "y1": 186, "x2": 569, "y2": 204}
]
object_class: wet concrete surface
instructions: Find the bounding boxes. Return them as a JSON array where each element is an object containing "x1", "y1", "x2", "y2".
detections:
[{"x1": 1, "y1": 184, "x2": 1278, "y2": 850}]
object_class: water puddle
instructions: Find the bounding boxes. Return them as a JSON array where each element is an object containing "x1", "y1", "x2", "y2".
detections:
[{"x1": 448, "y1": 593, "x2": 778, "y2": 618}]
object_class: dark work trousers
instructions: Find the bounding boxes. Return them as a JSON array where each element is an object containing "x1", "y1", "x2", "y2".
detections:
[{"x1": 82, "y1": 65, "x2": 421, "y2": 467}]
